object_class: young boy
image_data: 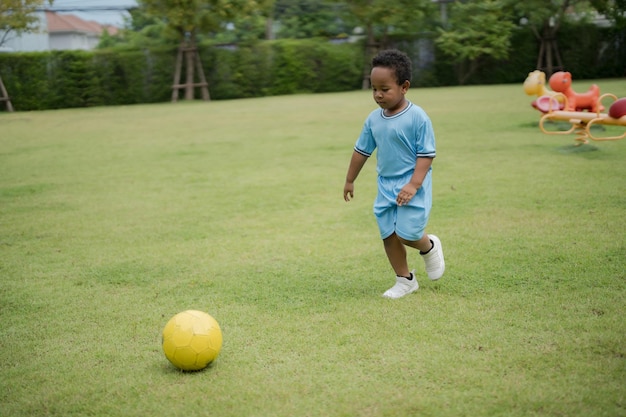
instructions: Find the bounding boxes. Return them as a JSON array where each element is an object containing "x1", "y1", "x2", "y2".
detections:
[{"x1": 343, "y1": 49, "x2": 445, "y2": 299}]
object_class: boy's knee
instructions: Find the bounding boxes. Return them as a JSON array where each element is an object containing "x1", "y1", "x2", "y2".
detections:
[{"x1": 396, "y1": 233, "x2": 422, "y2": 245}]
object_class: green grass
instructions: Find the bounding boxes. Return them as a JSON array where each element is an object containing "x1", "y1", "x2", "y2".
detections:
[{"x1": 1, "y1": 80, "x2": 625, "y2": 417}]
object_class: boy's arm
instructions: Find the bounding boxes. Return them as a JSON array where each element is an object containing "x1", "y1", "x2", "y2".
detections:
[
  {"x1": 397, "y1": 157, "x2": 433, "y2": 206},
  {"x1": 344, "y1": 151, "x2": 369, "y2": 202}
]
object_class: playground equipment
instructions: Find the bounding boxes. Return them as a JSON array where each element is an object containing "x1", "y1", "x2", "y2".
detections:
[
  {"x1": 523, "y1": 70, "x2": 564, "y2": 112},
  {"x1": 539, "y1": 94, "x2": 626, "y2": 145},
  {"x1": 549, "y1": 71, "x2": 603, "y2": 112}
]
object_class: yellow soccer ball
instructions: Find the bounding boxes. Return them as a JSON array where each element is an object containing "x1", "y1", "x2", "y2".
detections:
[{"x1": 162, "y1": 310, "x2": 223, "y2": 371}]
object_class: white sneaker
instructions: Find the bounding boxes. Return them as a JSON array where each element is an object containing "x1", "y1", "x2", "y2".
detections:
[
  {"x1": 421, "y1": 234, "x2": 445, "y2": 280},
  {"x1": 382, "y1": 271, "x2": 418, "y2": 299}
]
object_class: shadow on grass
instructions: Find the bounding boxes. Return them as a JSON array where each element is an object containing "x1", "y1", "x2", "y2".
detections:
[
  {"x1": 518, "y1": 121, "x2": 539, "y2": 129},
  {"x1": 557, "y1": 144, "x2": 600, "y2": 154},
  {"x1": 160, "y1": 360, "x2": 219, "y2": 375}
]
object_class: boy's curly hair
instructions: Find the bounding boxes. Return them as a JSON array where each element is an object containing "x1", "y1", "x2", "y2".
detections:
[{"x1": 371, "y1": 49, "x2": 412, "y2": 86}]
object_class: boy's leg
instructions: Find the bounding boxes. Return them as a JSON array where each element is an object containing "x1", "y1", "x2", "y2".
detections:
[
  {"x1": 401, "y1": 233, "x2": 432, "y2": 253},
  {"x1": 399, "y1": 234, "x2": 445, "y2": 281},
  {"x1": 383, "y1": 233, "x2": 410, "y2": 277},
  {"x1": 381, "y1": 233, "x2": 418, "y2": 299}
]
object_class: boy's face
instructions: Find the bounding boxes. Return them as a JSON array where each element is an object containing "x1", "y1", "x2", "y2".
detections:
[{"x1": 370, "y1": 66, "x2": 409, "y2": 114}]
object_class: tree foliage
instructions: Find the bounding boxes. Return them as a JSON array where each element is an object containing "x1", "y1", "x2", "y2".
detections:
[
  {"x1": 589, "y1": 0, "x2": 626, "y2": 28},
  {"x1": 0, "y1": 0, "x2": 53, "y2": 46},
  {"x1": 504, "y1": 0, "x2": 598, "y2": 73},
  {"x1": 273, "y1": 0, "x2": 352, "y2": 39},
  {"x1": 138, "y1": 0, "x2": 256, "y2": 41},
  {"x1": 343, "y1": 0, "x2": 435, "y2": 43},
  {"x1": 99, "y1": 8, "x2": 178, "y2": 50},
  {"x1": 95, "y1": 0, "x2": 623, "y2": 86},
  {"x1": 340, "y1": 0, "x2": 435, "y2": 88},
  {"x1": 506, "y1": 0, "x2": 592, "y2": 34},
  {"x1": 435, "y1": 0, "x2": 516, "y2": 84}
]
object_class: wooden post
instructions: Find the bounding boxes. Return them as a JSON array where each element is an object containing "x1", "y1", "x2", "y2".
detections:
[
  {"x1": 185, "y1": 45, "x2": 194, "y2": 100},
  {"x1": 195, "y1": 48, "x2": 210, "y2": 101},
  {"x1": 171, "y1": 46, "x2": 184, "y2": 103},
  {"x1": 0, "y1": 75, "x2": 14, "y2": 112},
  {"x1": 171, "y1": 40, "x2": 210, "y2": 102}
]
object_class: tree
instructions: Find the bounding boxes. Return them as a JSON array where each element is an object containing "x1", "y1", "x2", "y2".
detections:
[
  {"x1": 435, "y1": 0, "x2": 516, "y2": 85},
  {"x1": 97, "y1": 7, "x2": 179, "y2": 49},
  {"x1": 0, "y1": 0, "x2": 54, "y2": 47},
  {"x1": 0, "y1": 0, "x2": 54, "y2": 111},
  {"x1": 138, "y1": 0, "x2": 256, "y2": 101},
  {"x1": 506, "y1": 0, "x2": 598, "y2": 76},
  {"x1": 212, "y1": 0, "x2": 273, "y2": 43},
  {"x1": 273, "y1": 0, "x2": 350, "y2": 39},
  {"x1": 342, "y1": 0, "x2": 435, "y2": 88}
]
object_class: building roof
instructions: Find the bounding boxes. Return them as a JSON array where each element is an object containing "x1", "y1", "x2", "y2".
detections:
[{"x1": 45, "y1": 11, "x2": 118, "y2": 36}]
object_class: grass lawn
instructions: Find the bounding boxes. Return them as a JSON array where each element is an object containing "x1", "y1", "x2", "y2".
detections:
[{"x1": 1, "y1": 79, "x2": 625, "y2": 417}]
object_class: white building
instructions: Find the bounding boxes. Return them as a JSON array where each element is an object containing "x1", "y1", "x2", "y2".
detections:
[{"x1": 1, "y1": 11, "x2": 118, "y2": 52}]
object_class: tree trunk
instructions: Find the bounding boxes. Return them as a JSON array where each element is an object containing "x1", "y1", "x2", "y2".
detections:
[
  {"x1": 361, "y1": 24, "x2": 378, "y2": 90},
  {"x1": 265, "y1": 16, "x2": 274, "y2": 40},
  {"x1": 0, "y1": 74, "x2": 14, "y2": 112},
  {"x1": 185, "y1": 44, "x2": 195, "y2": 100},
  {"x1": 456, "y1": 58, "x2": 479, "y2": 85}
]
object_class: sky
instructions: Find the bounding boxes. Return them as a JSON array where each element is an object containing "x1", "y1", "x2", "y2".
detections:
[{"x1": 49, "y1": 0, "x2": 138, "y2": 27}]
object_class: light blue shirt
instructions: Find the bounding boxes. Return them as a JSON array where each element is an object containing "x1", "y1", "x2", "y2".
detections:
[{"x1": 354, "y1": 101, "x2": 436, "y2": 178}]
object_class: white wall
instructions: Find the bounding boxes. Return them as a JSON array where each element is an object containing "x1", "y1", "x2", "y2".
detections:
[
  {"x1": 0, "y1": 12, "x2": 103, "y2": 52},
  {"x1": 0, "y1": 12, "x2": 49, "y2": 52}
]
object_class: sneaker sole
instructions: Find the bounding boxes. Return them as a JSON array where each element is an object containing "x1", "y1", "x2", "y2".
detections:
[{"x1": 382, "y1": 286, "x2": 418, "y2": 299}]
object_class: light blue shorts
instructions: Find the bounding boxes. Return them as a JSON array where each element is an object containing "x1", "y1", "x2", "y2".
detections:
[{"x1": 374, "y1": 171, "x2": 432, "y2": 241}]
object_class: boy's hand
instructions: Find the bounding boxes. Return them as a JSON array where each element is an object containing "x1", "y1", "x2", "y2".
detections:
[
  {"x1": 397, "y1": 184, "x2": 418, "y2": 206},
  {"x1": 344, "y1": 182, "x2": 354, "y2": 202}
]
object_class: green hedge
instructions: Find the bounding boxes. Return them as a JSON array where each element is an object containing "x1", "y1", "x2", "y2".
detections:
[
  {"x1": 0, "y1": 39, "x2": 363, "y2": 111},
  {"x1": 0, "y1": 48, "x2": 174, "y2": 110},
  {"x1": 0, "y1": 27, "x2": 623, "y2": 112},
  {"x1": 200, "y1": 39, "x2": 363, "y2": 98}
]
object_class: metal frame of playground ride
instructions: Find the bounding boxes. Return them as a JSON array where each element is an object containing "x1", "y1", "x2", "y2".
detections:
[{"x1": 539, "y1": 93, "x2": 626, "y2": 145}]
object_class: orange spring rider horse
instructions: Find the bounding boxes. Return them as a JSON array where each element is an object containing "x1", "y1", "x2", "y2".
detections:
[{"x1": 549, "y1": 71, "x2": 603, "y2": 112}]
